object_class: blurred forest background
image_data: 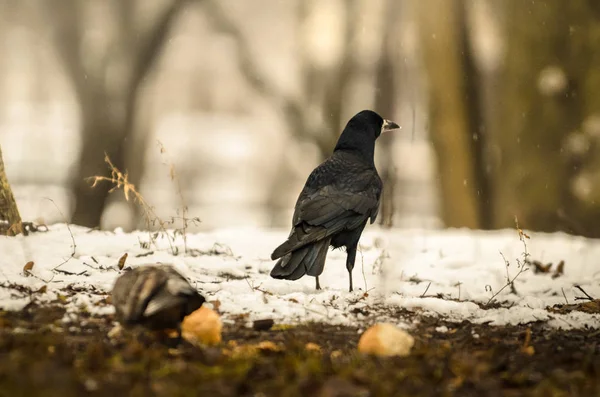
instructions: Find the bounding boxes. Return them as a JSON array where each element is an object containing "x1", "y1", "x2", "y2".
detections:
[{"x1": 0, "y1": 0, "x2": 600, "y2": 237}]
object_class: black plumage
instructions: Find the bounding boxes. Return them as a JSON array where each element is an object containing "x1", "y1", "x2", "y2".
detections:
[
  {"x1": 270, "y1": 110, "x2": 399, "y2": 292},
  {"x1": 111, "y1": 264, "x2": 205, "y2": 335}
]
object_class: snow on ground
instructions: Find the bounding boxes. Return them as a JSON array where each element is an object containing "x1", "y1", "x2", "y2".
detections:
[{"x1": 0, "y1": 224, "x2": 599, "y2": 330}]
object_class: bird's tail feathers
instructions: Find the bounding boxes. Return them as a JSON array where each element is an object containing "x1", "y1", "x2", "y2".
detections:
[
  {"x1": 270, "y1": 238, "x2": 330, "y2": 280},
  {"x1": 271, "y1": 233, "x2": 302, "y2": 260}
]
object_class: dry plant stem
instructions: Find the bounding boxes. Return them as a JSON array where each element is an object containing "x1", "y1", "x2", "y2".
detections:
[
  {"x1": 420, "y1": 282, "x2": 432, "y2": 298},
  {"x1": 455, "y1": 282, "x2": 462, "y2": 301},
  {"x1": 486, "y1": 221, "x2": 530, "y2": 307},
  {"x1": 44, "y1": 198, "x2": 77, "y2": 271},
  {"x1": 157, "y1": 141, "x2": 189, "y2": 253},
  {"x1": 486, "y1": 258, "x2": 528, "y2": 306},
  {"x1": 87, "y1": 153, "x2": 176, "y2": 254},
  {"x1": 574, "y1": 285, "x2": 594, "y2": 301},
  {"x1": 561, "y1": 287, "x2": 569, "y2": 305},
  {"x1": 358, "y1": 245, "x2": 368, "y2": 292}
]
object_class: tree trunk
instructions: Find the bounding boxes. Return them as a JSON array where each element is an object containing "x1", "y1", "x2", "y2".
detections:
[
  {"x1": 418, "y1": 0, "x2": 483, "y2": 229},
  {"x1": 375, "y1": 0, "x2": 400, "y2": 228},
  {"x1": 488, "y1": 0, "x2": 595, "y2": 233},
  {"x1": 0, "y1": 145, "x2": 22, "y2": 236},
  {"x1": 71, "y1": 92, "x2": 130, "y2": 227},
  {"x1": 557, "y1": 1, "x2": 600, "y2": 236},
  {"x1": 46, "y1": 0, "x2": 188, "y2": 228}
]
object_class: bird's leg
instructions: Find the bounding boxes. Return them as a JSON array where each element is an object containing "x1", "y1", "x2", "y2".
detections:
[
  {"x1": 346, "y1": 246, "x2": 357, "y2": 292},
  {"x1": 315, "y1": 276, "x2": 321, "y2": 290}
]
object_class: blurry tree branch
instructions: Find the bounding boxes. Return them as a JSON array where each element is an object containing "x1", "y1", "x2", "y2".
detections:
[
  {"x1": 43, "y1": 0, "x2": 190, "y2": 228},
  {"x1": 321, "y1": 0, "x2": 360, "y2": 155},
  {"x1": 202, "y1": 0, "x2": 362, "y2": 159},
  {"x1": 46, "y1": 2, "x2": 88, "y2": 107},
  {"x1": 202, "y1": 0, "x2": 395, "y2": 224},
  {"x1": 202, "y1": 0, "x2": 308, "y2": 148},
  {"x1": 128, "y1": 0, "x2": 191, "y2": 102},
  {"x1": 202, "y1": 0, "x2": 365, "y2": 225}
]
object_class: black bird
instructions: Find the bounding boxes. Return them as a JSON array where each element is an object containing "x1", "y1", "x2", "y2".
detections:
[
  {"x1": 111, "y1": 264, "x2": 205, "y2": 336},
  {"x1": 270, "y1": 110, "x2": 399, "y2": 292}
]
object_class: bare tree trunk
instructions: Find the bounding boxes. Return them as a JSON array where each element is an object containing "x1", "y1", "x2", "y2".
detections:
[
  {"x1": 45, "y1": 0, "x2": 188, "y2": 228},
  {"x1": 70, "y1": 90, "x2": 130, "y2": 227},
  {"x1": 0, "y1": 146, "x2": 22, "y2": 236},
  {"x1": 375, "y1": 0, "x2": 400, "y2": 228},
  {"x1": 488, "y1": 0, "x2": 600, "y2": 235},
  {"x1": 418, "y1": 0, "x2": 483, "y2": 229}
]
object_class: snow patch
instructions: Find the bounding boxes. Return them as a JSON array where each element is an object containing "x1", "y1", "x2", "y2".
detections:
[{"x1": 0, "y1": 225, "x2": 598, "y2": 329}]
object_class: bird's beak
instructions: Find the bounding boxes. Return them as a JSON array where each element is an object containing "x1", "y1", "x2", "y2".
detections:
[{"x1": 382, "y1": 119, "x2": 400, "y2": 133}]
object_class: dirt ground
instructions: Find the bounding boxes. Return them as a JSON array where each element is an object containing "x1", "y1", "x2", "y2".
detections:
[{"x1": 0, "y1": 303, "x2": 598, "y2": 397}]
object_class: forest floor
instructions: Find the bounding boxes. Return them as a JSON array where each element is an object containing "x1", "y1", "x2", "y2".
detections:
[
  {"x1": 0, "y1": 302, "x2": 599, "y2": 397},
  {"x1": 1, "y1": 225, "x2": 600, "y2": 396}
]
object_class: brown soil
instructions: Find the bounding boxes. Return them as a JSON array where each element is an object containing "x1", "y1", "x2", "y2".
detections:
[{"x1": 0, "y1": 303, "x2": 598, "y2": 397}]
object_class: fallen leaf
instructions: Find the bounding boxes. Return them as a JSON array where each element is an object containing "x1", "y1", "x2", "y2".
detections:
[
  {"x1": 552, "y1": 260, "x2": 565, "y2": 279},
  {"x1": 210, "y1": 300, "x2": 221, "y2": 312},
  {"x1": 36, "y1": 285, "x2": 47, "y2": 294},
  {"x1": 117, "y1": 253, "x2": 128, "y2": 270},
  {"x1": 531, "y1": 260, "x2": 552, "y2": 274},
  {"x1": 23, "y1": 261, "x2": 34, "y2": 274}
]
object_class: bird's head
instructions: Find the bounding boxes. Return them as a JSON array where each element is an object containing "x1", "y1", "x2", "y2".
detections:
[{"x1": 334, "y1": 110, "x2": 399, "y2": 161}]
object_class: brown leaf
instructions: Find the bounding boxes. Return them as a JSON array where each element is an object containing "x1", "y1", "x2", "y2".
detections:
[
  {"x1": 23, "y1": 261, "x2": 34, "y2": 275},
  {"x1": 123, "y1": 184, "x2": 131, "y2": 202},
  {"x1": 531, "y1": 260, "x2": 552, "y2": 274},
  {"x1": 210, "y1": 299, "x2": 222, "y2": 312},
  {"x1": 552, "y1": 260, "x2": 565, "y2": 279},
  {"x1": 36, "y1": 285, "x2": 47, "y2": 294},
  {"x1": 117, "y1": 253, "x2": 128, "y2": 270}
]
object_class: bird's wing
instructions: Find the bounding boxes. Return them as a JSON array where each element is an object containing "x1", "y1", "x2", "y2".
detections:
[
  {"x1": 115, "y1": 267, "x2": 169, "y2": 323},
  {"x1": 298, "y1": 185, "x2": 379, "y2": 228},
  {"x1": 272, "y1": 181, "x2": 380, "y2": 259},
  {"x1": 143, "y1": 267, "x2": 198, "y2": 317}
]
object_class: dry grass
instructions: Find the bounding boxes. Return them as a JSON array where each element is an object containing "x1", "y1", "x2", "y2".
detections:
[{"x1": 87, "y1": 151, "x2": 199, "y2": 255}]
